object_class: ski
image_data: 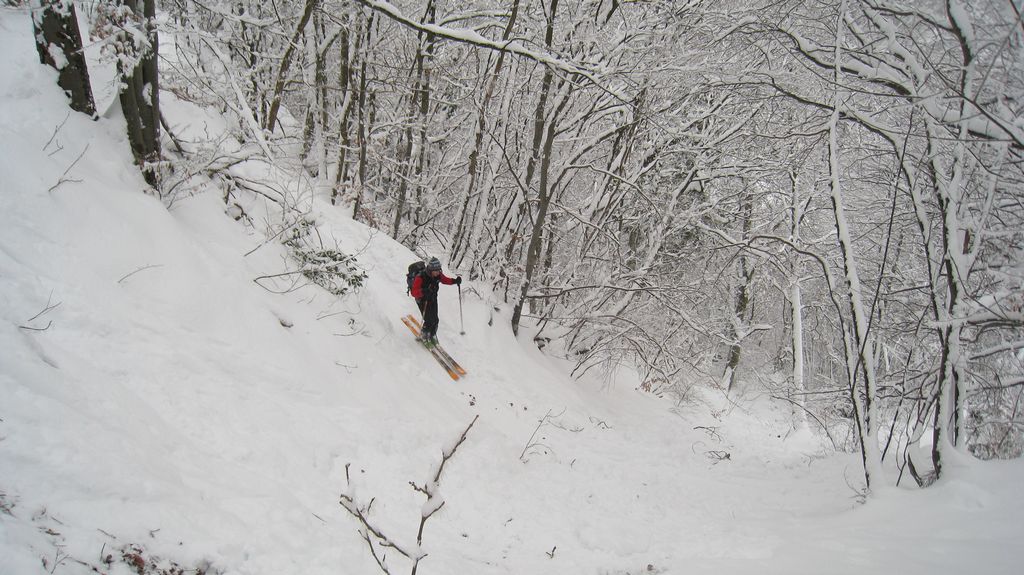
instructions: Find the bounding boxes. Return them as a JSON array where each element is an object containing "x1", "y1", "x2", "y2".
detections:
[
  {"x1": 401, "y1": 316, "x2": 460, "y2": 381},
  {"x1": 406, "y1": 315, "x2": 467, "y2": 376}
]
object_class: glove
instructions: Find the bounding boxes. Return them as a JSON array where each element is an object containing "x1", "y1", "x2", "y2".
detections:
[{"x1": 455, "y1": 276, "x2": 462, "y2": 285}]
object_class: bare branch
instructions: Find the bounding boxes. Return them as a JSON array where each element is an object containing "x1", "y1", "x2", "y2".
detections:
[
  {"x1": 19, "y1": 291, "x2": 62, "y2": 331},
  {"x1": 352, "y1": 0, "x2": 625, "y2": 100},
  {"x1": 117, "y1": 264, "x2": 164, "y2": 284},
  {"x1": 48, "y1": 144, "x2": 90, "y2": 193}
]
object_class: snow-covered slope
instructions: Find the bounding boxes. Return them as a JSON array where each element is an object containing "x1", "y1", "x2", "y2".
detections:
[{"x1": 2, "y1": 7, "x2": 1022, "y2": 575}]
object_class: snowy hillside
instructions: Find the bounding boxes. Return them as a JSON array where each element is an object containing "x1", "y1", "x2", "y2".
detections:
[{"x1": 2, "y1": 6, "x2": 1023, "y2": 575}]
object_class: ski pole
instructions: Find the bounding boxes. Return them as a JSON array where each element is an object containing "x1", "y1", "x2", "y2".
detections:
[{"x1": 458, "y1": 284, "x2": 465, "y2": 335}]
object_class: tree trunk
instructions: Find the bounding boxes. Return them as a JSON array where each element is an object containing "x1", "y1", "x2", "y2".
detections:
[
  {"x1": 789, "y1": 170, "x2": 808, "y2": 428},
  {"x1": 352, "y1": 12, "x2": 375, "y2": 220},
  {"x1": 264, "y1": 0, "x2": 319, "y2": 134},
  {"x1": 829, "y1": 0, "x2": 882, "y2": 490},
  {"x1": 928, "y1": 1, "x2": 978, "y2": 480},
  {"x1": 511, "y1": 103, "x2": 559, "y2": 336},
  {"x1": 409, "y1": 6, "x2": 436, "y2": 243},
  {"x1": 299, "y1": 17, "x2": 322, "y2": 168},
  {"x1": 117, "y1": 0, "x2": 160, "y2": 187},
  {"x1": 391, "y1": 0, "x2": 435, "y2": 242},
  {"x1": 332, "y1": 18, "x2": 354, "y2": 206},
  {"x1": 724, "y1": 191, "x2": 754, "y2": 392},
  {"x1": 510, "y1": 0, "x2": 562, "y2": 335},
  {"x1": 450, "y1": 0, "x2": 521, "y2": 267},
  {"x1": 32, "y1": 0, "x2": 95, "y2": 116}
]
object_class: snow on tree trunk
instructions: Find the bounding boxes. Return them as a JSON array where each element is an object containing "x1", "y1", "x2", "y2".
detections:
[
  {"x1": 511, "y1": 0, "x2": 560, "y2": 336},
  {"x1": 112, "y1": 0, "x2": 160, "y2": 187},
  {"x1": 264, "y1": 0, "x2": 319, "y2": 135},
  {"x1": 789, "y1": 171, "x2": 808, "y2": 430},
  {"x1": 451, "y1": 0, "x2": 521, "y2": 269},
  {"x1": 331, "y1": 18, "x2": 355, "y2": 206},
  {"x1": 31, "y1": 0, "x2": 95, "y2": 116},
  {"x1": 829, "y1": 0, "x2": 882, "y2": 489}
]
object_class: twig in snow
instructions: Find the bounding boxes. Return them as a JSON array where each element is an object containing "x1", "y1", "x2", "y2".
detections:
[
  {"x1": 19, "y1": 291, "x2": 61, "y2": 331},
  {"x1": 409, "y1": 415, "x2": 479, "y2": 575},
  {"x1": 243, "y1": 216, "x2": 307, "y2": 257},
  {"x1": 45, "y1": 547, "x2": 69, "y2": 574},
  {"x1": 705, "y1": 450, "x2": 731, "y2": 464},
  {"x1": 48, "y1": 143, "x2": 89, "y2": 192},
  {"x1": 520, "y1": 408, "x2": 575, "y2": 462},
  {"x1": 360, "y1": 529, "x2": 393, "y2": 575},
  {"x1": 43, "y1": 111, "x2": 71, "y2": 153},
  {"x1": 117, "y1": 264, "x2": 164, "y2": 284},
  {"x1": 252, "y1": 270, "x2": 308, "y2": 294},
  {"x1": 693, "y1": 426, "x2": 722, "y2": 441},
  {"x1": 339, "y1": 416, "x2": 479, "y2": 575},
  {"x1": 339, "y1": 490, "x2": 418, "y2": 574}
]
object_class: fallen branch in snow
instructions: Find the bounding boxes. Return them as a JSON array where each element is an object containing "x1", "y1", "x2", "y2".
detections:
[
  {"x1": 19, "y1": 291, "x2": 61, "y2": 332},
  {"x1": 519, "y1": 408, "x2": 560, "y2": 462},
  {"x1": 226, "y1": 173, "x2": 286, "y2": 206},
  {"x1": 252, "y1": 269, "x2": 309, "y2": 294},
  {"x1": 520, "y1": 408, "x2": 582, "y2": 462},
  {"x1": 705, "y1": 450, "x2": 731, "y2": 463},
  {"x1": 339, "y1": 415, "x2": 480, "y2": 575},
  {"x1": 691, "y1": 440, "x2": 732, "y2": 466},
  {"x1": 42, "y1": 111, "x2": 71, "y2": 154},
  {"x1": 409, "y1": 414, "x2": 479, "y2": 575},
  {"x1": 693, "y1": 426, "x2": 722, "y2": 442},
  {"x1": 44, "y1": 547, "x2": 70, "y2": 574},
  {"x1": 243, "y1": 217, "x2": 305, "y2": 257},
  {"x1": 47, "y1": 143, "x2": 89, "y2": 193},
  {"x1": 251, "y1": 216, "x2": 368, "y2": 298},
  {"x1": 117, "y1": 264, "x2": 164, "y2": 284},
  {"x1": 21, "y1": 504, "x2": 215, "y2": 575},
  {"x1": 338, "y1": 489, "x2": 414, "y2": 574}
]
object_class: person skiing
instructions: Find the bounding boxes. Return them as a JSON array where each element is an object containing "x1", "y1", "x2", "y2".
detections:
[{"x1": 410, "y1": 257, "x2": 462, "y2": 345}]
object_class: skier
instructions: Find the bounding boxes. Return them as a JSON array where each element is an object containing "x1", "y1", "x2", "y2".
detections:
[{"x1": 410, "y1": 257, "x2": 462, "y2": 345}]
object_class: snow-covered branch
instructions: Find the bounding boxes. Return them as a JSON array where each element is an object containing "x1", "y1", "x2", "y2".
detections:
[
  {"x1": 352, "y1": 0, "x2": 626, "y2": 99},
  {"x1": 339, "y1": 415, "x2": 479, "y2": 574}
]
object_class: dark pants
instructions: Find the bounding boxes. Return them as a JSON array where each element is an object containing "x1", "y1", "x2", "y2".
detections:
[{"x1": 417, "y1": 296, "x2": 439, "y2": 337}]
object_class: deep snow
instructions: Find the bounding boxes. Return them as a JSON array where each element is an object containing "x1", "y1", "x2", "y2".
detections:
[{"x1": 1, "y1": 6, "x2": 1022, "y2": 575}]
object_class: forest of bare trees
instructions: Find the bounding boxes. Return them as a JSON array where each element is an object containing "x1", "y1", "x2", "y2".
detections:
[{"x1": 30, "y1": 0, "x2": 1024, "y2": 488}]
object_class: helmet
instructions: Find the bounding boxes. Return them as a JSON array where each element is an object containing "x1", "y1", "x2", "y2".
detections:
[{"x1": 426, "y1": 257, "x2": 442, "y2": 272}]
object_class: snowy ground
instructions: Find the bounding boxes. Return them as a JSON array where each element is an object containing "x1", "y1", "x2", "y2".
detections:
[{"x1": 2, "y1": 6, "x2": 1022, "y2": 575}]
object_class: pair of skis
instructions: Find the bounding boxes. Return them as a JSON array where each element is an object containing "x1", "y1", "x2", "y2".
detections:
[{"x1": 400, "y1": 314, "x2": 467, "y2": 381}]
